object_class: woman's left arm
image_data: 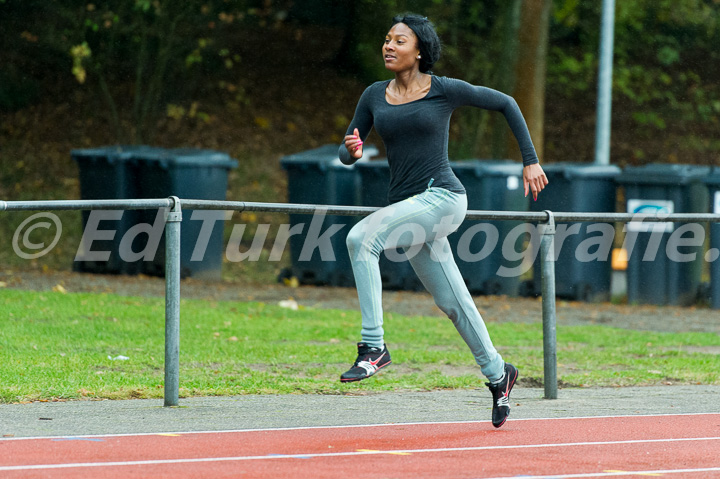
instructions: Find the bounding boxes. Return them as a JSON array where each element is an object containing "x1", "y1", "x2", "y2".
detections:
[
  {"x1": 444, "y1": 78, "x2": 548, "y2": 198},
  {"x1": 445, "y1": 79, "x2": 538, "y2": 165}
]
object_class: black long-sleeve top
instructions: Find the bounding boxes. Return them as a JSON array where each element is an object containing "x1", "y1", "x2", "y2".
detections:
[{"x1": 339, "y1": 75, "x2": 539, "y2": 204}]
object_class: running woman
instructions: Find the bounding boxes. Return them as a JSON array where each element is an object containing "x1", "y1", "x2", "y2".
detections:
[{"x1": 338, "y1": 13, "x2": 548, "y2": 428}]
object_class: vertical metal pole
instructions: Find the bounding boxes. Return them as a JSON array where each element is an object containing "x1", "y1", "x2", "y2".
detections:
[
  {"x1": 164, "y1": 196, "x2": 182, "y2": 407},
  {"x1": 539, "y1": 211, "x2": 557, "y2": 399},
  {"x1": 594, "y1": 0, "x2": 616, "y2": 165}
]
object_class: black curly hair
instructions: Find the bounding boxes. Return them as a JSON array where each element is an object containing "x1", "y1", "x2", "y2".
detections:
[{"x1": 391, "y1": 13, "x2": 442, "y2": 74}]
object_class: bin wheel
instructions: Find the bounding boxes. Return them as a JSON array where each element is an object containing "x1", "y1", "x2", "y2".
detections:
[
  {"x1": 518, "y1": 280, "x2": 537, "y2": 297},
  {"x1": 277, "y1": 267, "x2": 293, "y2": 284},
  {"x1": 575, "y1": 283, "x2": 594, "y2": 302},
  {"x1": 482, "y1": 280, "x2": 503, "y2": 296},
  {"x1": 180, "y1": 267, "x2": 192, "y2": 280},
  {"x1": 697, "y1": 281, "x2": 711, "y2": 302},
  {"x1": 404, "y1": 274, "x2": 424, "y2": 292},
  {"x1": 575, "y1": 284, "x2": 588, "y2": 302}
]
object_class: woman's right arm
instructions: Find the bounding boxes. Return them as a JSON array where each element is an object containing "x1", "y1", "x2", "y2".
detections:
[{"x1": 338, "y1": 87, "x2": 375, "y2": 165}]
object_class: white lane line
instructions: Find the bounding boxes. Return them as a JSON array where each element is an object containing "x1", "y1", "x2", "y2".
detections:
[
  {"x1": 2, "y1": 412, "x2": 720, "y2": 442},
  {"x1": 2, "y1": 436, "x2": 719, "y2": 472},
  {"x1": 478, "y1": 467, "x2": 720, "y2": 479}
]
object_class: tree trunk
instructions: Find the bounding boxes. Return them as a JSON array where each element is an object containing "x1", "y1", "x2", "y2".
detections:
[
  {"x1": 490, "y1": 0, "x2": 522, "y2": 160},
  {"x1": 507, "y1": 0, "x2": 552, "y2": 163}
]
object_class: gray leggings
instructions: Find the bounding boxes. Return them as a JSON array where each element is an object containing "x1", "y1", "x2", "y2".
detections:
[{"x1": 345, "y1": 186, "x2": 505, "y2": 381}]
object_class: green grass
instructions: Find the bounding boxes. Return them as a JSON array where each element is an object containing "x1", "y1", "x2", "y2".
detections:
[{"x1": 1, "y1": 289, "x2": 719, "y2": 403}]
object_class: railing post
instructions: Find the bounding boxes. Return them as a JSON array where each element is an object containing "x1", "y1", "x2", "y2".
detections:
[
  {"x1": 164, "y1": 196, "x2": 182, "y2": 407},
  {"x1": 539, "y1": 210, "x2": 558, "y2": 399}
]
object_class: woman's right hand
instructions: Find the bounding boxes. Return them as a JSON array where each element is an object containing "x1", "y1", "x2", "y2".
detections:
[{"x1": 344, "y1": 128, "x2": 363, "y2": 159}]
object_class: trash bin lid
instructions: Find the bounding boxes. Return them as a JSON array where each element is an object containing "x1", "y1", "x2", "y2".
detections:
[
  {"x1": 280, "y1": 144, "x2": 379, "y2": 169},
  {"x1": 450, "y1": 159, "x2": 523, "y2": 177},
  {"x1": 540, "y1": 162, "x2": 621, "y2": 179},
  {"x1": 71, "y1": 145, "x2": 158, "y2": 164},
  {"x1": 330, "y1": 157, "x2": 373, "y2": 169},
  {"x1": 141, "y1": 148, "x2": 238, "y2": 169},
  {"x1": 702, "y1": 167, "x2": 720, "y2": 187},
  {"x1": 354, "y1": 158, "x2": 390, "y2": 181},
  {"x1": 617, "y1": 163, "x2": 711, "y2": 185},
  {"x1": 355, "y1": 158, "x2": 390, "y2": 169},
  {"x1": 280, "y1": 144, "x2": 340, "y2": 165}
]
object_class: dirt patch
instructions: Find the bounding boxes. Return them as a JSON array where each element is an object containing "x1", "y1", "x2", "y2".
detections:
[{"x1": 661, "y1": 346, "x2": 720, "y2": 355}]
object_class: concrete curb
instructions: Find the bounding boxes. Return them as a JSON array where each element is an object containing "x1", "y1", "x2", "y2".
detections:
[{"x1": 2, "y1": 386, "x2": 719, "y2": 438}]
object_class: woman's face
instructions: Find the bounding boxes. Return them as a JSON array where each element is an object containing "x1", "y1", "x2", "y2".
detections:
[{"x1": 383, "y1": 23, "x2": 420, "y2": 72}]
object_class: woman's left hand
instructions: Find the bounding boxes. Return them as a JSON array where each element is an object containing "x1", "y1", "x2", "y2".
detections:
[{"x1": 523, "y1": 163, "x2": 549, "y2": 201}]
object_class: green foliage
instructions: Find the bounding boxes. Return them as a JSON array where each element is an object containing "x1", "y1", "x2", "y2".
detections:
[
  {"x1": 69, "y1": 42, "x2": 92, "y2": 84},
  {"x1": 547, "y1": 49, "x2": 596, "y2": 95},
  {"x1": 65, "y1": 0, "x2": 236, "y2": 143},
  {"x1": 335, "y1": 0, "x2": 719, "y2": 161},
  {"x1": 549, "y1": 0, "x2": 720, "y2": 139},
  {"x1": 426, "y1": 0, "x2": 514, "y2": 159},
  {"x1": 2, "y1": 0, "x2": 719, "y2": 161},
  {"x1": 0, "y1": 0, "x2": 294, "y2": 143},
  {"x1": 0, "y1": 68, "x2": 40, "y2": 112}
]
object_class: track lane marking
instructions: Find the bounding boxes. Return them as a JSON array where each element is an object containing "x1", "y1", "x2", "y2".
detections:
[
  {"x1": 2, "y1": 436, "x2": 719, "y2": 472},
  {"x1": 604, "y1": 470, "x2": 662, "y2": 476},
  {"x1": 479, "y1": 468, "x2": 720, "y2": 479}
]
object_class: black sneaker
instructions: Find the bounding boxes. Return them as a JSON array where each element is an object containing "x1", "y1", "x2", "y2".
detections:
[
  {"x1": 340, "y1": 343, "x2": 392, "y2": 382},
  {"x1": 486, "y1": 363, "x2": 519, "y2": 428}
]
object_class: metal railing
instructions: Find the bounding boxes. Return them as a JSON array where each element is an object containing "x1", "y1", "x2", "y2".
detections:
[{"x1": 2, "y1": 197, "x2": 718, "y2": 405}]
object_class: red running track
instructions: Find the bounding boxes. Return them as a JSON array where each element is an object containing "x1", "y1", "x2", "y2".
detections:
[{"x1": 2, "y1": 414, "x2": 720, "y2": 478}]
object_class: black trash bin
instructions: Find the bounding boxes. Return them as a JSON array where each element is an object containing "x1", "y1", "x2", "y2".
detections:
[
  {"x1": 72, "y1": 145, "x2": 161, "y2": 275},
  {"x1": 355, "y1": 159, "x2": 423, "y2": 291},
  {"x1": 449, "y1": 160, "x2": 529, "y2": 296},
  {"x1": 529, "y1": 163, "x2": 621, "y2": 301},
  {"x1": 704, "y1": 168, "x2": 720, "y2": 309},
  {"x1": 280, "y1": 144, "x2": 378, "y2": 287},
  {"x1": 617, "y1": 164, "x2": 709, "y2": 306},
  {"x1": 136, "y1": 148, "x2": 238, "y2": 280}
]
